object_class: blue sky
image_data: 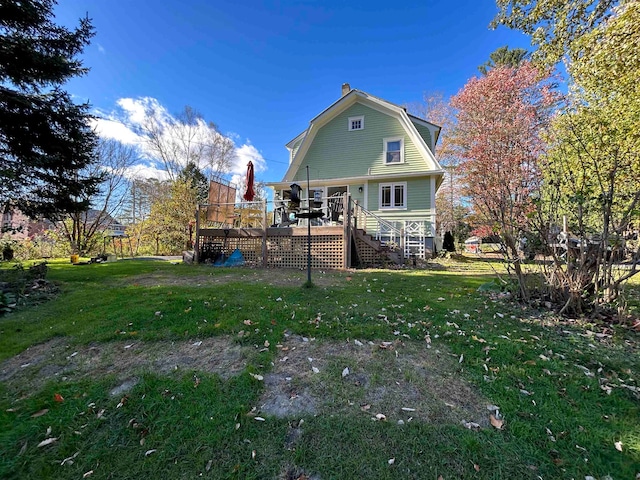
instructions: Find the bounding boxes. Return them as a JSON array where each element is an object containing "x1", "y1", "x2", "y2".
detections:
[{"x1": 54, "y1": 0, "x2": 533, "y2": 185}]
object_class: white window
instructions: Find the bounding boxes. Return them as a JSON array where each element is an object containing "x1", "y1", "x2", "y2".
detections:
[
  {"x1": 348, "y1": 115, "x2": 364, "y2": 131},
  {"x1": 384, "y1": 137, "x2": 404, "y2": 164},
  {"x1": 2, "y1": 212, "x2": 12, "y2": 230},
  {"x1": 379, "y1": 182, "x2": 407, "y2": 209}
]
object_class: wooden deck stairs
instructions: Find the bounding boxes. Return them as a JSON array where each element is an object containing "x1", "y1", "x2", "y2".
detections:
[{"x1": 352, "y1": 229, "x2": 402, "y2": 267}]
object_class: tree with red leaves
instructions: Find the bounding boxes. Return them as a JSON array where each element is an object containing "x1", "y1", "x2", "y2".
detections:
[{"x1": 451, "y1": 62, "x2": 558, "y2": 299}]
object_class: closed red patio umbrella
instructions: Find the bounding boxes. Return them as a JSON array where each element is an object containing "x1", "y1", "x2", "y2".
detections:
[{"x1": 243, "y1": 161, "x2": 255, "y2": 201}]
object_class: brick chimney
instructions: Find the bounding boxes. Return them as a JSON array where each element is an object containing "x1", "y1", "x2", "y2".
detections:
[{"x1": 341, "y1": 83, "x2": 351, "y2": 97}]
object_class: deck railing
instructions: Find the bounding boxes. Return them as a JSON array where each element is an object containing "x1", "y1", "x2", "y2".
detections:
[{"x1": 199, "y1": 200, "x2": 268, "y2": 229}]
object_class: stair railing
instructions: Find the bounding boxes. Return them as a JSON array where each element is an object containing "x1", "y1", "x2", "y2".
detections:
[{"x1": 350, "y1": 202, "x2": 403, "y2": 250}]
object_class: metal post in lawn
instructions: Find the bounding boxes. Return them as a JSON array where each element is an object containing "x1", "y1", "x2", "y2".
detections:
[
  {"x1": 306, "y1": 166, "x2": 312, "y2": 285},
  {"x1": 262, "y1": 199, "x2": 268, "y2": 268},
  {"x1": 194, "y1": 204, "x2": 201, "y2": 263}
]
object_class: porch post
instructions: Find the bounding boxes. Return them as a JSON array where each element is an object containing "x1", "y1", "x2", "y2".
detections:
[
  {"x1": 262, "y1": 199, "x2": 268, "y2": 267},
  {"x1": 343, "y1": 192, "x2": 351, "y2": 269},
  {"x1": 400, "y1": 227, "x2": 405, "y2": 264},
  {"x1": 353, "y1": 200, "x2": 358, "y2": 231}
]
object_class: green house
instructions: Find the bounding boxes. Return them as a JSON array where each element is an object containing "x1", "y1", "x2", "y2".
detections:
[{"x1": 268, "y1": 84, "x2": 444, "y2": 259}]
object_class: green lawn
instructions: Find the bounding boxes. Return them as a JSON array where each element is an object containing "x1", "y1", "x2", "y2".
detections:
[{"x1": 0, "y1": 258, "x2": 638, "y2": 479}]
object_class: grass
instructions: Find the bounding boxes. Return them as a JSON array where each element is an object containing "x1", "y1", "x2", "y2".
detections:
[{"x1": 0, "y1": 258, "x2": 639, "y2": 479}]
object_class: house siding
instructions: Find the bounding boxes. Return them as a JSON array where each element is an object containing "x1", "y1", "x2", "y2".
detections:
[
  {"x1": 364, "y1": 176, "x2": 434, "y2": 234},
  {"x1": 292, "y1": 103, "x2": 429, "y2": 182},
  {"x1": 367, "y1": 177, "x2": 432, "y2": 215},
  {"x1": 290, "y1": 137, "x2": 304, "y2": 163},
  {"x1": 350, "y1": 184, "x2": 365, "y2": 206},
  {"x1": 412, "y1": 122, "x2": 433, "y2": 153}
]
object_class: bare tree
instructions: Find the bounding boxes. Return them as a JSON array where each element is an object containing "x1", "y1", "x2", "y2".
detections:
[
  {"x1": 141, "y1": 105, "x2": 235, "y2": 181},
  {"x1": 61, "y1": 139, "x2": 138, "y2": 254},
  {"x1": 120, "y1": 177, "x2": 170, "y2": 256},
  {"x1": 407, "y1": 92, "x2": 467, "y2": 243}
]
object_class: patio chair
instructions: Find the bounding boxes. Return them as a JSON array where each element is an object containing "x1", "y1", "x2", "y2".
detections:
[{"x1": 327, "y1": 192, "x2": 344, "y2": 223}]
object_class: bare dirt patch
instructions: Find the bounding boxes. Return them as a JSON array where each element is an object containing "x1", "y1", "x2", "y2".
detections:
[
  {"x1": 0, "y1": 336, "x2": 253, "y2": 398},
  {"x1": 2, "y1": 333, "x2": 493, "y2": 428},
  {"x1": 256, "y1": 334, "x2": 493, "y2": 427},
  {"x1": 128, "y1": 268, "x2": 352, "y2": 288}
]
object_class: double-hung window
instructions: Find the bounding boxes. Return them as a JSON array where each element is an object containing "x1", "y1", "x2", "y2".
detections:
[
  {"x1": 379, "y1": 182, "x2": 406, "y2": 209},
  {"x1": 348, "y1": 115, "x2": 364, "y2": 131},
  {"x1": 384, "y1": 137, "x2": 404, "y2": 164}
]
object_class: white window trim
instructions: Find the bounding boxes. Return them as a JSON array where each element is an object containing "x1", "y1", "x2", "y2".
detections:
[
  {"x1": 383, "y1": 136, "x2": 404, "y2": 164},
  {"x1": 348, "y1": 115, "x2": 364, "y2": 131},
  {"x1": 379, "y1": 182, "x2": 407, "y2": 210}
]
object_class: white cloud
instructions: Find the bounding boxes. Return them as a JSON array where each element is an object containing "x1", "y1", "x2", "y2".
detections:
[
  {"x1": 90, "y1": 117, "x2": 143, "y2": 145},
  {"x1": 123, "y1": 163, "x2": 170, "y2": 181},
  {"x1": 97, "y1": 43, "x2": 106, "y2": 54},
  {"x1": 233, "y1": 143, "x2": 267, "y2": 174},
  {"x1": 230, "y1": 143, "x2": 268, "y2": 202},
  {"x1": 116, "y1": 97, "x2": 162, "y2": 126},
  {"x1": 92, "y1": 97, "x2": 268, "y2": 187}
]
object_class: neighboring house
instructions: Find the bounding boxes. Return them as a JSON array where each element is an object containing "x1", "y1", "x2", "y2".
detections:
[
  {"x1": 1, "y1": 207, "x2": 54, "y2": 240},
  {"x1": 267, "y1": 83, "x2": 444, "y2": 258},
  {"x1": 2, "y1": 206, "x2": 124, "y2": 242}
]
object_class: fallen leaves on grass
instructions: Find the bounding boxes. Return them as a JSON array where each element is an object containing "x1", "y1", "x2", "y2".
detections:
[
  {"x1": 31, "y1": 408, "x2": 49, "y2": 418},
  {"x1": 54, "y1": 393, "x2": 64, "y2": 402},
  {"x1": 614, "y1": 441, "x2": 623, "y2": 452},
  {"x1": 37, "y1": 437, "x2": 58, "y2": 448},
  {"x1": 462, "y1": 421, "x2": 480, "y2": 430},
  {"x1": 145, "y1": 449, "x2": 156, "y2": 457},
  {"x1": 490, "y1": 414, "x2": 504, "y2": 430},
  {"x1": 60, "y1": 451, "x2": 80, "y2": 466}
]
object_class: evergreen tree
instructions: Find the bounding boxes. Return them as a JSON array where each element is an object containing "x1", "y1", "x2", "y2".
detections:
[
  {"x1": 478, "y1": 46, "x2": 529, "y2": 74},
  {"x1": 177, "y1": 162, "x2": 208, "y2": 204},
  {"x1": 443, "y1": 231, "x2": 456, "y2": 252},
  {"x1": 0, "y1": 0, "x2": 101, "y2": 219}
]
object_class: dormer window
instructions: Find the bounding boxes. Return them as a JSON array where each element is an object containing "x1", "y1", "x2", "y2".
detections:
[
  {"x1": 384, "y1": 137, "x2": 404, "y2": 164},
  {"x1": 348, "y1": 115, "x2": 364, "y2": 131}
]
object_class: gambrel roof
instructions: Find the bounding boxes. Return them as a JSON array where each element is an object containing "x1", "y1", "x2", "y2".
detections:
[{"x1": 282, "y1": 89, "x2": 443, "y2": 183}]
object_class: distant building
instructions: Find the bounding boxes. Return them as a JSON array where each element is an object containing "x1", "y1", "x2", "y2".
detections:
[{"x1": 1, "y1": 208, "x2": 54, "y2": 240}]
